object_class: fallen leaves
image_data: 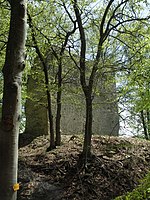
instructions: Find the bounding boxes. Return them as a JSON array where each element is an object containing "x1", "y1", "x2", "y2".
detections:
[{"x1": 18, "y1": 135, "x2": 150, "y2": 200}]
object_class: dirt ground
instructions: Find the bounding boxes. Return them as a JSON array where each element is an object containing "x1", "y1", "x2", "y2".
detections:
[{"x1": 18, "y1": 135, "x2": 150, "y2": 200}]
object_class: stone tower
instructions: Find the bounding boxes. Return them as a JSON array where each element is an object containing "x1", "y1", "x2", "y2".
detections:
[{"x1": 25, "y1": 58, "x2": 119, "y2": 137}]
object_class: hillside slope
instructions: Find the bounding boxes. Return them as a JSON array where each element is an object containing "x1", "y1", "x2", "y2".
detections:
[{"x1": 18, "y1": 135, "x2": 150, "y2": 200}]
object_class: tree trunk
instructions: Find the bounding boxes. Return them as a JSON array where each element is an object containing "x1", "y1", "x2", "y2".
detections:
[
  {"x1": 55, "y1": 88, "x2": 62, "y2": 146},
  {"x1": 0, "y1": 1, "x2": 27, "y2": 200},
  {"x1": 140, "y1": 110, "x2": 149, "y2": 140},
  {"x1": 146, "y1": 110, "x2": 150, "y2": 139},
  {"x1": 28, "y1": 12, "x2": 55, "y2": 150},
  {"x1": 46, "y1": 75, "x2": 55, "y2": 150},
  {"x1": 82, "y1": 92, "x2": 93, "y2": 159},
  {"x1": 55, "y1": 60, "x2": 62, "y2": 146},
  {"x1": 73, "y1": 0, "x2": 93, "y2": 161}
]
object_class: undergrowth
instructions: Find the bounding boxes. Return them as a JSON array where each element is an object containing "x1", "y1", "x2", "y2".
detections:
[{"x1": 115, "y1": 171, "x2": 150, "y2": 200}]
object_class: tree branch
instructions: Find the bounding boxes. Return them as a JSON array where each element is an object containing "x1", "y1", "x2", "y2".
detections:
[
  {"x1": 100, "y1": 0, "x2": 115, "y2": 39},
  {"x1": 73, "y1": 0, "x2": 87, "y2": 91}
]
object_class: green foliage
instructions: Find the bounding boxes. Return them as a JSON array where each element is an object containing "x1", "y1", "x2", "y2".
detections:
[
  {"x1": 0, "y1": 1, "x2": 10, "y2": 113},
  {"x1": 116, "y1": 20, "x2": 150, "y2": 136},
  {"x1": 1, "y1": 0, "x2": 150, "y2": 135},
  {"x1": 115, "y1": 172, "x2": 150, "y2": 200}
]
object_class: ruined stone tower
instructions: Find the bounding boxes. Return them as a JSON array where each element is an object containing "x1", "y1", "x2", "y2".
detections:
[{"x1": 25, "y1": 56, "x2": 119, "y2": 137}]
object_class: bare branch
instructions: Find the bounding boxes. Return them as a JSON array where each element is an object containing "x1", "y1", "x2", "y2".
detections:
[
  {"x1": 100, "y1": 0, "x2": 115, "y2": 38},
  {"x1": 104, "y1": 17, "x2": 150, "y2": 42},
  {"x1": 110, "y1": 34, "x2": 132, "y2": 49},
  {"x1": 104, "y1": 0, "x2": 128, "y2": 40},
  {"x1": 62, "y1": 2, "x2": 75, "y2": 23},
  {"x1": 68, "y1": 46, "x2": 80, "y2": 70},
  {"x1": 0, "y1": 43, "x2": 6, "y2": 52}
]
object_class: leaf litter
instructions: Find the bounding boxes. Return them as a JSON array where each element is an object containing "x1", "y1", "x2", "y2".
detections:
[{"x1": 18, "y1": 135, "x2": 150, "y2": 200}]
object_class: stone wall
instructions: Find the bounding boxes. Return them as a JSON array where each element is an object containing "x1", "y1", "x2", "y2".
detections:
[
  {"x1": 60, "y1": 73, "x2": 119, "y2": 136},
  {"x1": 25, "y1": 62, "x2": 119, "y2": 136},
  {"x1": 25, "y1": 64, "x2": 49, "y2": 137}
]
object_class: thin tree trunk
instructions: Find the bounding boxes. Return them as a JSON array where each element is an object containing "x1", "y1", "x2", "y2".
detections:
[
  {"x1": 55, "y1": 60, "x2": 62, "y2": 146},
  {"x1": 140, "y1": 110, "x2": 149, "y2": 140},
  {"x1": 146, "y1": 110, "x2": 150, "y2": 139},
  {"x1": 28, "y1": 12, "x2": 55, "y2": 150},
  {"x1": 55, "y1": 2, "x2": 77, "y2": 146},
  {"x1": 55, "y1": 21, "x2": 76, "y2": 145},
  {"x1": 45, "y1": 67, "x2": 55, "y2": 150},
  {"x1": 73, "y1": 0, "x2": 93, "y2": 161},
  {"x1": 83, "y1": 94, "x2": 93, "y2": 159},
  {"x1": 0, "y1": 1, "x2": 27, "y2": 200}
]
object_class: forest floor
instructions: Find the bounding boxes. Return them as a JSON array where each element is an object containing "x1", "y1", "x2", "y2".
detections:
[{"x1": 18, "y1": 135, "x2": 150, "y2": 200}]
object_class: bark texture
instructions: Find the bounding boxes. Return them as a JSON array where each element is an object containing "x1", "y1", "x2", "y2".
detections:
[{"x1": 0, "y1": 1, "x2": 27, "y2": 200}]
